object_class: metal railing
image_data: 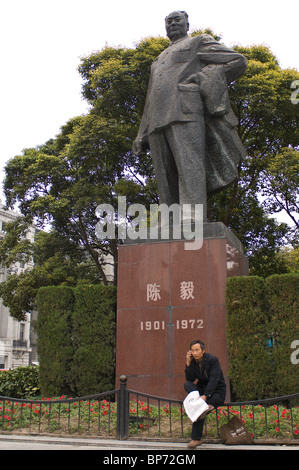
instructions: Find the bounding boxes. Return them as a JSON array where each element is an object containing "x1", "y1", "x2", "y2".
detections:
[{"x1": 1, "y1": 375, "x2": 298, "y2": 443}]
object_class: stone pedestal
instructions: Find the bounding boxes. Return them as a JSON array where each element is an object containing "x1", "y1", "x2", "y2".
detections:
[{"x1": 115, "y1": 223, "x2": 248, "y2": 401}]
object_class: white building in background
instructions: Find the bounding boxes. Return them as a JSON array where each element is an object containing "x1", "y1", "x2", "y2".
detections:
[{"x1": 0, "y1": 201, "x2": 37, "y2": 369}]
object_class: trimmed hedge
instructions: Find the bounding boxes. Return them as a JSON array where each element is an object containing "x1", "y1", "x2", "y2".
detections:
[
  {"x1": 226, "y1": 274, "x2": 299, "y2": 400},
  {"x1": 226, "y1": 276, "x2": 273, "y2": 400},
  {"x1": 265, "y1": 274, "x2": 299, "y2": 395},
  {"x1": 36, "y1": 286, "x2": 75, "y2": 396},
  {"x1": 36, "y1": 275, "x2": 297, "y2": 400},
  {"x1": 36, "y1": 285, "x2": 116, "y2": 397},
  {"x1": 71, "y1": 285, "x2": 117, "y2": 395}
]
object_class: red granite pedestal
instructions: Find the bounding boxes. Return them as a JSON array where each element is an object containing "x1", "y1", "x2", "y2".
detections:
[{"x1": 115, "y1": 222, "x2": 248, "y2": 401}]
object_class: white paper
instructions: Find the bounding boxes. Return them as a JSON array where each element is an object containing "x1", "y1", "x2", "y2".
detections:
[{"x1": 183, "y1": 391, "x2": 209, "y2": 422}]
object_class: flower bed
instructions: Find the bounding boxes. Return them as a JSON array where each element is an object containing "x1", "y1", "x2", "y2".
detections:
[
  {"x1": 1, "y1": 396, "x2": 298, "y2": 442},
  {"x1": 206, "y1": 404, "x2": 299, "y2": 440}
]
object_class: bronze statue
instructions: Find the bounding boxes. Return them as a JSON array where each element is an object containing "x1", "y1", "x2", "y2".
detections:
[{"x1": 133, "y1": 11, "x2": 247, "y2": 221}]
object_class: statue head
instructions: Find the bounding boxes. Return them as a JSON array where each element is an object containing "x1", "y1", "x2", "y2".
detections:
[{"x1": 165, "y1": 11, "x2": 189, "y2": 42}]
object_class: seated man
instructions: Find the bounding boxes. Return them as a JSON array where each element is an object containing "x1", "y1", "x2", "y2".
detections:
[{"x1": 184, "y1": 339, "x2": 226, "y2": 448}]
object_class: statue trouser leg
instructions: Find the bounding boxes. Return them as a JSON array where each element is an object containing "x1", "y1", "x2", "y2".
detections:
[
  {"x1": 148, "y1": 129, "x2": 180, "y2": 206},
  {"x1": 148, "y1": 120, "x2": 206, "y2": 220}
]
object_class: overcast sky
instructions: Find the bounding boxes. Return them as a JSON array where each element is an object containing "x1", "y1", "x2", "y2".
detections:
[{"x1": 0, "y1": 0, "x2": 298, "y2": 204}]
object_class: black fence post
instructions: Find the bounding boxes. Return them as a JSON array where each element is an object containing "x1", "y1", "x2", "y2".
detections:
[{"x1": 117, "y1": 375, "x2": 129, "y2": 440}]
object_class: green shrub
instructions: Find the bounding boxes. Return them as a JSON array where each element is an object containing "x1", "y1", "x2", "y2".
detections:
[
  {"x1": 226, "y1": 276, "x2": 274, "y2": 400},
  {"x1": 0, "y1": 366, "x2": 40, "y2": 398},
  {"x1": 226, "y1": 274, "x2": 299, "y2": 400},
  {"x1": 71, "y1": 284, "x2": 117, "y2": 396},
  {"x1": 36, "y1": 284, "x2": 117, "y2": 397},
  {"x1": 266, "y1": 273, "x2": 299, "y2": 395},
  {"x1": 36, "y1": 286, "x2": 75, "y2": 396}
]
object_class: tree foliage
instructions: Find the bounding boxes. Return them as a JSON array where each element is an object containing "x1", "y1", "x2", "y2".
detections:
[
  {"x1": 1, "y1": 31, "x2": 298, "y2": 320},
  {"x1": 260, "y1": 147, "x2": 298, "y2": 229}
]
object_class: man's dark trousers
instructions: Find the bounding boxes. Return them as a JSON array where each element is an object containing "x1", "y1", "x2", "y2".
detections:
[{"x1": 184, "y1": 381, "x2": 226, "y2": 440}]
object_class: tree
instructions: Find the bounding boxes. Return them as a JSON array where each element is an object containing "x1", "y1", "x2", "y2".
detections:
[
  {"x1": 260, "y1": 147, "x2": 299, "y2": 229},
  {"x1": 3, "y1": 114, "x2": 155, "y2": 287},
  {"x1": 208, "y1": 45, "x2": 298, "y2": 244},
  {"x1": 1, "y1": 33, "x2": 298, "y2": 320},
  {"x1": 0, "y1": 223, "x2": 100, "y2": 321},
  {"x1": 79, "y1": 39, "x2": 298, "y2": 250},
  {"x1": 275, "y1": 246, "x2": 299, "y2": 273}
]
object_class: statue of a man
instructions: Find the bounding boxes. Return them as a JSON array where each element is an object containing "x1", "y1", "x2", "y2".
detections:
[{"x1": 133, "y1": 11, "x2": 247, "y2": 221}]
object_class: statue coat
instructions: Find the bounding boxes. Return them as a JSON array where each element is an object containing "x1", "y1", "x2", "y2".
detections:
[{"x1": 136, "y1": 34, "x2": 247, "y2": 194}]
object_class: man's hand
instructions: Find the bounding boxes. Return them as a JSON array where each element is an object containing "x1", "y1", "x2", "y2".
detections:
[
  {"x1": 186, "y1": 350, "x2": 193, "y2": 366},
  {"x1": 132, "y1": 139, "x2": 142, "y2": 155},
  {"x1": 132, "y1": 138, "x2": 148, "y2": 155}
]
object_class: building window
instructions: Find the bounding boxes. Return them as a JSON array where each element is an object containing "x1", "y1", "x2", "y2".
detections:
[{"x1": 20, "y1": 323, "x2": 25, "y2": 342}]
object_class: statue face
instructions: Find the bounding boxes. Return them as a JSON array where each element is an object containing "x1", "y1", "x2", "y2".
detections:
[{"x1": 165, "y1": 11, "x2": 189, "y2": 41}]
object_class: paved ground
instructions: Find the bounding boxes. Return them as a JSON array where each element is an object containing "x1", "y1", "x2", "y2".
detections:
[{"x1": 0, "y1": 434, "x2": 298, "y2": 451}]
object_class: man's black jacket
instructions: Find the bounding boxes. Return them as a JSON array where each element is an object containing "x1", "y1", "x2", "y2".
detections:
[{"x1": 185, "y1": 352, "x2": 226, "y2": 398}]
